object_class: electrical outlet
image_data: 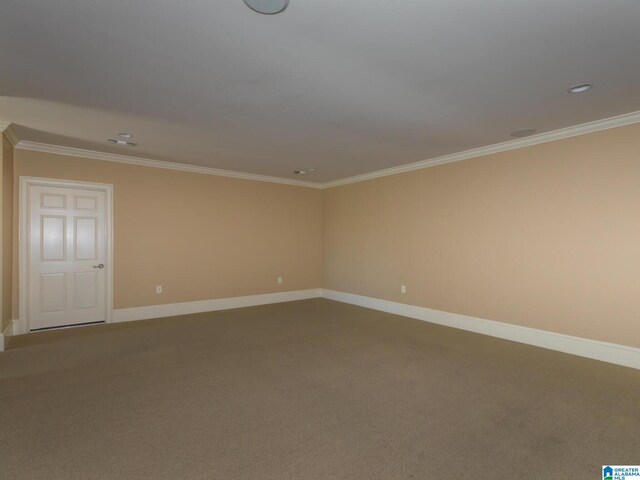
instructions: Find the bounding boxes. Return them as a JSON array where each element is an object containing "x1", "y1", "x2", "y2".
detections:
[
  {"x1": 401, "y1": 284, "x2": 407, "y2": 294},
  {"x1": 277, "y1": 276, "x2": 283, "y2": 284},
  {"x1": 156, "y1": 285, "x2": 162, "y2": 294}
]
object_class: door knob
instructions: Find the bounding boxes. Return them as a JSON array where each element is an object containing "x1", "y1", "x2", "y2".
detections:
[{"x1": 93, "y1": 264, "x2": 104, "y2": 269}]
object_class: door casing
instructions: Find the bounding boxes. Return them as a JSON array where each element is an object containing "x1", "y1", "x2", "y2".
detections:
[{"x1": 19, "y1": 177, "x2": 114, "y2": 333}]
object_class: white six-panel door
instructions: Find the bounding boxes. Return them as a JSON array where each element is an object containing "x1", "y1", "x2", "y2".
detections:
[{"x1": 27, "y1": 183, "x2": 109, "y2": 330}]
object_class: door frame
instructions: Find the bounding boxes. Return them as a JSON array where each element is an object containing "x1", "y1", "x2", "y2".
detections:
[{"x1": 19, "y1": 176, "x2": 114, "y2": 333}]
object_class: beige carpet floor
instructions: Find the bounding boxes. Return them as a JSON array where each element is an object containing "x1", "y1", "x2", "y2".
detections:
[{"x1": 0, "y1": 298, "x2": 638, "y2": 479}]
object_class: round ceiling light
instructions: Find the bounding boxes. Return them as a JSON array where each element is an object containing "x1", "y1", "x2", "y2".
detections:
[
  {"x1": 568, "y1": 83, "x2": 592, "y2": 94},
  {"x1": 243, "y1": 0, "x2": 289, "y2": 15}
]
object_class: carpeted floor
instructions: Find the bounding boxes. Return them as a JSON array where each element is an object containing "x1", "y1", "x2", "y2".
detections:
[{"x1": 0, "y1": 298, "x2": 638, "y2": 479}]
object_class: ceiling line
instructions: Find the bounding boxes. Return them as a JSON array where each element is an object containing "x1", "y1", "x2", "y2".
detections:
[
  {"x1": 322, "y1": 110, "x2": 640, "y2": 188},
  {"x1": 7, "y1": 109, "x2": 640, "y2": 190},
  {"x1": 13, "y1": 140, "x2": 323, "y2": 189}
]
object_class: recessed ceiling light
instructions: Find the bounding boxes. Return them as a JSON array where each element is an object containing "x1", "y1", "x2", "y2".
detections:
[
  {"x1": 107, "y1": 138, "x2": 137, "y2": 147},
  {"x1": 243, "y1": 0, "x2": 289, "y2": 15},
  {"x1": 568, "y1": 83, "x2": 593, "y2": 94},
  {"x1": 117, "y1": 132, "x2": 133, "y2": 138},
  {"x1": 510, "y1": 128, "x2": 538, "y2": 138}
]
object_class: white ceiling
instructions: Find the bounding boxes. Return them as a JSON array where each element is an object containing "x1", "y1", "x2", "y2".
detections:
[{"x1": 1, "y1": 0, "x2": 639, "y2": 183}]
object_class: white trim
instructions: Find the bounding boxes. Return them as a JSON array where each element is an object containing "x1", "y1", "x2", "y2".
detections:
[
  {"x1": 321, "y1": 289, "x2": 640, "y2": 370},
  {"x1": 0, "y1": 320, "x2": 18, "y2": 351},
  {"x1": 113, "y1": 288, "x2": 322, "y2": 323},
  {"x1": 3, "y1": 124, "x2": 20, "y2": 147},
  {"x1": 0, "y1": 320, "x2": 17, "y2": 351},
  {"x1": 15, "y1": 141, "x2": 323, "y2": 189},
  {"x1": 8, "y1": 285, "x2": 639, "y2": 370},
  {"x1": 19, "y1": 177, "x2": 114, "y2": 332},
  {"x1": 12, "y1": 317, "x2": 27, "y2": 336},
  {"x1": 0, "y1": 322, "x2": 10, "y2": 352},
  {"x1": 0, "y1": 121, "x2": 10, "y2": 133},
  {"x1": 321, "y1": 110, "x2": 640, "y2": 188},
  {"x1": 7, "y1": 110, "x2": 640, "y2": 190},
  {"x1": 12, "y1": 318, "x2": 26, "y2": 336}
]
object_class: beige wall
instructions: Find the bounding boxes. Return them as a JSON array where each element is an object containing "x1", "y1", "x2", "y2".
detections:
[
  {"x1": 9, "y1": 123, "x2": 640, "y2": 348},
  {"x1": 1, "y1": 134, "x2": 14, "y2": 334},
  {"x1": 323, "y1": 123, "x2": 640, "y2": 348},
  {"x1": 13, "y1": 150, "x2": 322, "y2": 317}
]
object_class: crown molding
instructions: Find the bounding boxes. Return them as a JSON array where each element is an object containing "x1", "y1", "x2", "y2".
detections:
[
  {"x1": 0, "y1": 121, "x2": 19, "y2": 147},
  {"x1": 321, "y1": 110, "x2": 640, "y2": 189},
  {"x1": 15, "y1": 141, "x2": 323, "y2": 189},
  {"x1": 3, "y1": 124, "x2": 20, "y2": 147},
  {"x1": 9, "y1": 110, "x2": 640, "y2": 190}
]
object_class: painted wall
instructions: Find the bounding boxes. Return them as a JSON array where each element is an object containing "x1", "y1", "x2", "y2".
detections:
[
  {"x1": 10, "y1": 122, "x2": 640, "y2": 349},
  {"x1": 1, "y1": 134, "x2": 14, "y2": 335},
  {"x1": 13, "y1": 150, "x2": 322, "y2": 317},
  {"x1": 323, "y1": 123, "x2": 640, "y2": 348}
]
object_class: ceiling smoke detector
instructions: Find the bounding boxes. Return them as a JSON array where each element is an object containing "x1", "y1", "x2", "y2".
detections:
[
  {"x1": 243, "y1": 0, "x2": 289, "y2": 15},
  {"x1": 568, "y1": 83, "x2": 593, "y2": 94},
  {"x1": 107, "y1": 138, "x2": 137, "y2": 146}
]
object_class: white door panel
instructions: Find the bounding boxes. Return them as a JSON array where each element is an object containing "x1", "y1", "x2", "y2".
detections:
[
  {"x1": 40, "y1": 216, "x2": 66, "y2": 261},
  {"x1": 40, "y1": 274, "x2": 66, "y2": 313},
  {"x1": 28, "y1": 185, "x2": 108, "y2": 330}
]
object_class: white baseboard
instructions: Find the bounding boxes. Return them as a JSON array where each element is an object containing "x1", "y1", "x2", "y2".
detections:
[
  {"x1": 9, "y1": 287, "x2": 638, "y2": 371},
  {"x1": 0, "y1": 320, "x2": 17, "y2": 352},
  {"x1": 113, "y1": 288, "x2": 323, "y2": 323},
  {"x1": 321, "y1": 289, "x2": 640, "y2": 370},
  {"x1": 12, "y1": 318, "x2": 27, "y2": 336}
]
